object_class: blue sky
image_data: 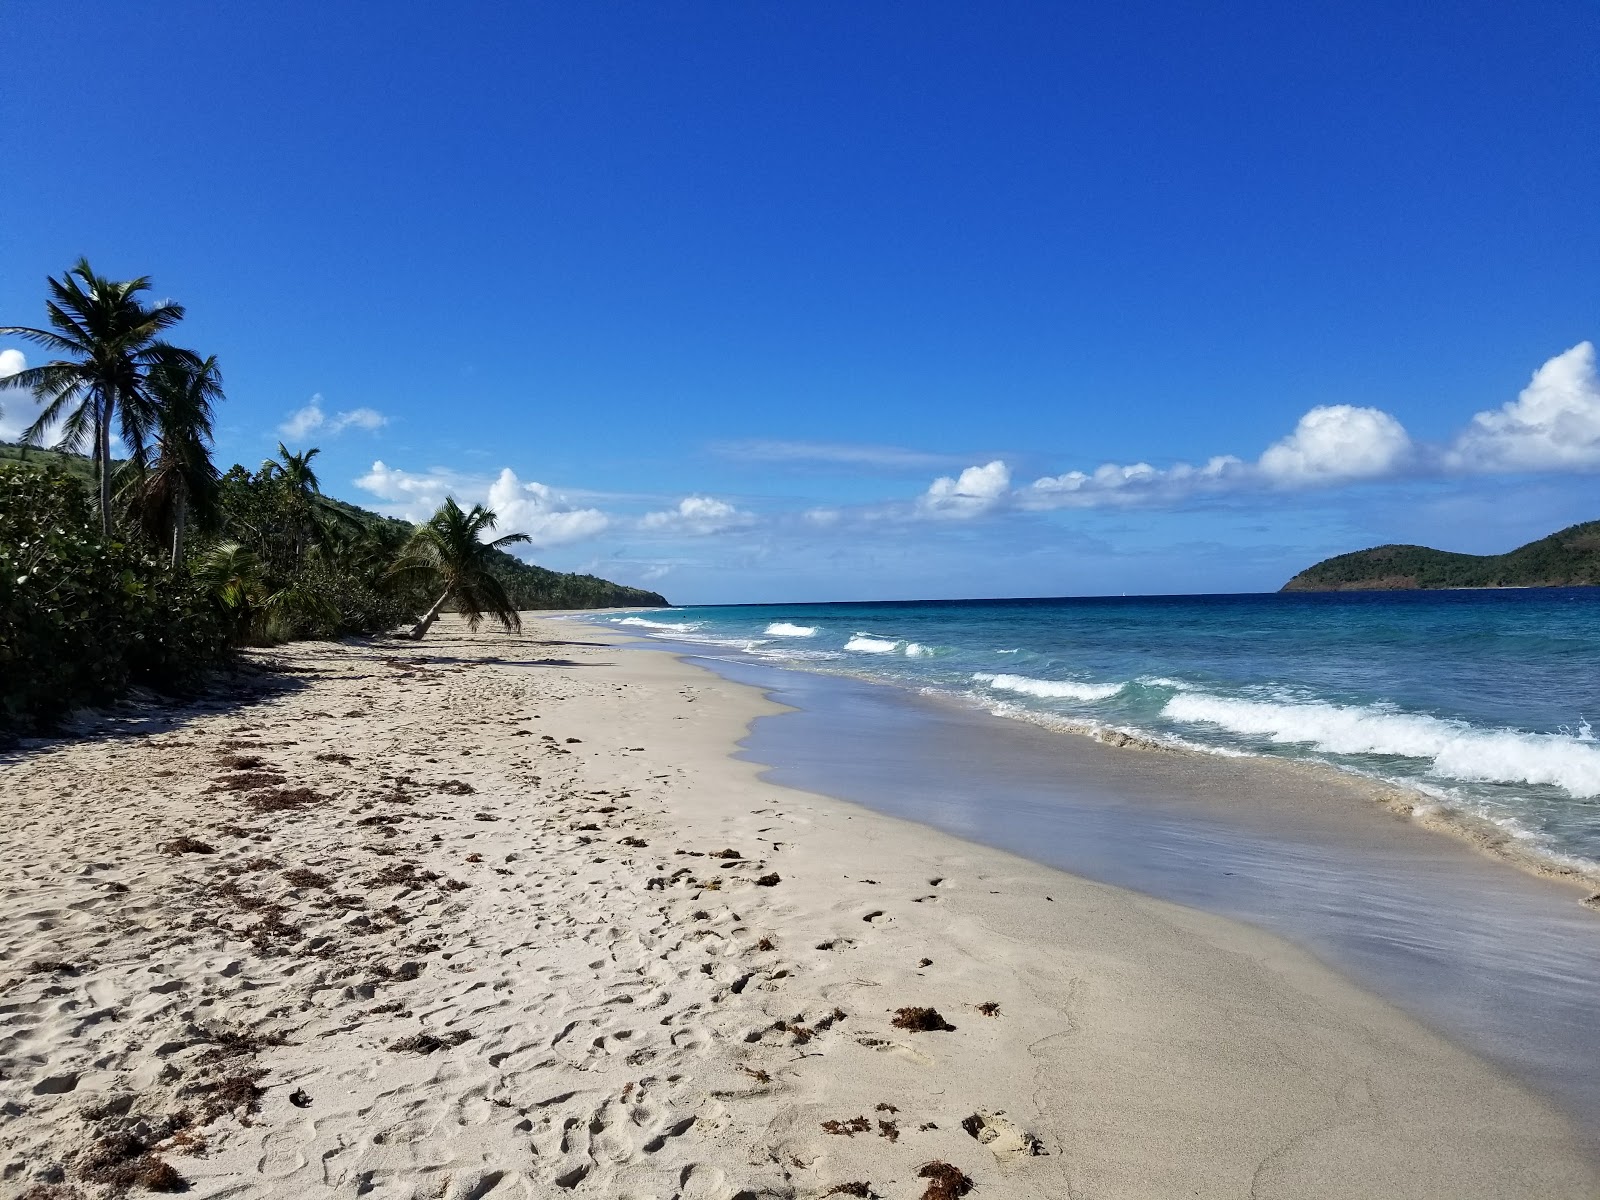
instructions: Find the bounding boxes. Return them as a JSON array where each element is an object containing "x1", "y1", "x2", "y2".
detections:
[{"x1": 3, "y1": 1, "x2": 1597, "y2": 603}]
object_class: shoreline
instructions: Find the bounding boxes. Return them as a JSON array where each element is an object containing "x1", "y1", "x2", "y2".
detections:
[
  {"x1": 1, "y1": 615, "x2": 1594, "y2": 1197},
  {"x1": 586, "y1": 613, "x2": 1600, "y2": 899}
]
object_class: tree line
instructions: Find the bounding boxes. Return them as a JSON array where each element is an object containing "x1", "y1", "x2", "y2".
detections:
[{"x1": 1, "y1": 260, "x2": 664, "y2": 733}]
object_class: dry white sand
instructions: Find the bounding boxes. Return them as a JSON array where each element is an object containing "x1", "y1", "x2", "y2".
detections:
[{"x1": 1, "y1": 614, "x2": 1594, "y2": 1199}]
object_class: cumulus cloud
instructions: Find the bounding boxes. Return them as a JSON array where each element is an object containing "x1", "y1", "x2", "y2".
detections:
[
  {"x1": 919, "y1": 460, "x2": 1011, "y2": 518},
  {"x1": 919, "y1": 405, "x2": 1412, "y2": 518},
  {"x1": 1257, "y1": 405, "x2": 1413, "y2": 484},
  {"x1": 1020, "y1": 455, "x2": 1248, "y2": 510},
  {"x1": 640, "y1": 495, "x2": 754, "y2": 536},
  {"x1": 485, "y1": 468, "x2": 610, "y2": 548},
  {"x1": 0, "y1": 349, "x2": 36, "y2": 440},
  {"x1": 356, "y1": 461, "x2": 610, "y2": 549},
  {"x1": 1448, "y1": 341, "x2": 1600, "y2": 472},
  {"x1": 280, "y1": 395, "x2": 388, "y2": 440}
]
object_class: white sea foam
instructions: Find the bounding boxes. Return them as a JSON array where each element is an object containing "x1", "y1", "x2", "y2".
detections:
[
  {"x1": 845, "y1": 635, "x2": 900, "y2": 654},
  {"x1": 1162, "y1": 693, "x2": 1600, "y2": 798},
  {"x1": 904, "y1": 643, "x2": 931, "y2": 657},
  {"x1": 972, "y1": 672, "x2": 1125, "y2": 702},
  {"x1": 616, "y1": 617, "x2": 701, "y2": 631},
  {"x1": 765, "y1": 622, "x2": 818, "y2": 637}
]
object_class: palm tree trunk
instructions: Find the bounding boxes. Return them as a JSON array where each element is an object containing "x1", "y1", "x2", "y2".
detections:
[
  {"x1": 171, "y1": 492, "x2": 188, "y2": 569},
  {"x1": 410, "y1": 590, "x2": 451, "y2": 640},
  {"x1": 96, "y1": 404, "x2": 113, "y2": 537}
]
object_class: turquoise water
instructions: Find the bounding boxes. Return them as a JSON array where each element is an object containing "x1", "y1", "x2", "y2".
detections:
[{"x1": 593, "y1": 590, "x2": 1600, "y2": 870}]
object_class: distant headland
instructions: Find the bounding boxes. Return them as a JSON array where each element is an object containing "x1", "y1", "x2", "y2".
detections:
[{"x1": 1282, "y1": 519, "x2": 1600, "y2": 592}]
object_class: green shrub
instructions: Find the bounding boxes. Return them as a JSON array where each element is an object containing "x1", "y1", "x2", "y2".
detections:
[{"x1": 0, "y1": 466, "x2": 227, "y2": 733}]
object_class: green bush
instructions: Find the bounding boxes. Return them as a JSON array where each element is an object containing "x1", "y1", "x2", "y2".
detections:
[{"x1": 0, "y1": 466, "x2": 227, "y2": 733}]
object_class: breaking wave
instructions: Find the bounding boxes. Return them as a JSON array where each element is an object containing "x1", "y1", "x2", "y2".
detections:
[
  {"x1": 1163, "y1": 693, "x2": 1600, "y2": 798},
  {"x1": 972, "y1": 672, "x2": 1126, "y2": 703}
]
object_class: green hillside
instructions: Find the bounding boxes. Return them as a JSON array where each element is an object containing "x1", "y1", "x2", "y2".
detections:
[
  {"x1": 0, "y1": 441, "x2": 667, "y2": 610},
  {"x1": 1282, "y1": 520, "x2": 1600, "y2": 591}
]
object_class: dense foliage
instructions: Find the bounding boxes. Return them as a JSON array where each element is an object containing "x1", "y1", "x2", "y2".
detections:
[
  {"x1": 1, "y1": 260, "x2": 665, "y2": 734},
  {"x1": 1282, "y1": 520, "x2": 1600, "y2": 591},
  {"x1": 0, "y1": 467, "x2": 227, "y2": 730},
  {"x1": 491, "y1": 554, "x2": 668, "y2": 610}
]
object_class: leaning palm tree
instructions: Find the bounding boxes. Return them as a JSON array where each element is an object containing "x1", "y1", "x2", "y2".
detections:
[
  {"x1": 389, "y1": 498, "x2": 530, "y2": 640},
  {"x1": 123, "y1": 354, "x2": 223, "y2": 566},
  {"x1": 0, "y1": 259, "x2": 189, "y2": 534}
]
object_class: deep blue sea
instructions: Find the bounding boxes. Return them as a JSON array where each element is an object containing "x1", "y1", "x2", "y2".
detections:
[{"x1": 593, "y1": 590, "x2": 1600, "y2": 870}]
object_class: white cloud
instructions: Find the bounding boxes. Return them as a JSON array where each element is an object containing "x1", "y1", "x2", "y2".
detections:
[
  {"x1": 919, "y1": 460, "x2": 1011, "y2": 518},
  {"x1": 0, "y1": 349, "x2": 37, "y2": 440},
  {"x1": 1021, "y1": 455, "x2": 1248, "y2": 510},
  {"x1": 279, "y1": 394, "x2": 388, "y2": 441},
  {"x1": 1448, "y1": 341, "x2": 1600, "y2": 472},
  {"x1": 355, "y1": 460, "x2": 458, "y2": 520},
  {"x1": 355, "y1": 461, "x2": 610, "y2": 549},
  {"x1": 1258, "y1": 405, "x2": 1413, "y2": 484},
  {"x1": 486, "y1": 468, "x2": 610, "y2": 548},
  {"x1": 640, "y1": 495, "x2": 755, "y2": 536}
]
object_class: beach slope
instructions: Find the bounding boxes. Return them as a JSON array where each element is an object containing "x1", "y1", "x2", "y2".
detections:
[{"x1": 0, "y1": 615, "x2": 1592, "y2": 1198}]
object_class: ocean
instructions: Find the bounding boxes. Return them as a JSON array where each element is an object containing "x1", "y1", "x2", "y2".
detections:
[{"x1": 592, "y1": 589, "x2": 1600, "y2": 874}]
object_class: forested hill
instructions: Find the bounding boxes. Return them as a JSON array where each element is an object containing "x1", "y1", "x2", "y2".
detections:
[
  {"x1": 0, "y1": 442, "x2": 668, "y2": 610},
  {"x1": 1281, "y1": 520, "x2": 1600, "y2": 591}
]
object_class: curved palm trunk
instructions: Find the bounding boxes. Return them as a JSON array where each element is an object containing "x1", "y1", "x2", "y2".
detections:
[{"x1": 410, "y1": 590, "x2": 451, "y2": 640}]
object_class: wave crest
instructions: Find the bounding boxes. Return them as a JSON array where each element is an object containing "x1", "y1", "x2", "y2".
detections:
[
  {"x1": 1162, "y1": 693, "x2": 1600, "y2": 798},
  {"x1": 765, "y1": 622, "x2": 818, "y2": 637},
  {"x1": 972, "y1": 672, "x2": 1125, "y2": 702}
]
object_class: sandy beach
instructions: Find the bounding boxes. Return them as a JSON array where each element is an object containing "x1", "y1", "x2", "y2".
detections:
[{"x1": 2, "y1": 615, "x2": 1595, "y2": 1200}]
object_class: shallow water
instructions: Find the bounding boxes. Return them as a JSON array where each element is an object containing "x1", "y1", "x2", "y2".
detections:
[
  {"x1": 596, "y1": 590, "x2": 1600, "y2": 872},
  {"x1": 624, "y1": 643, "x2": 1600, "y2": 1135}
]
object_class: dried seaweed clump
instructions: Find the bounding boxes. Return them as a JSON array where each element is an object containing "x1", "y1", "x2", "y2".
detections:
[
  {"x1": 821, "y1": 1115, "x2": 871, "y2": 1136},
  {"x1": 977, "y1": 1001, "x2": 1001, "y2": 1017},
  {"x1": 438, "y1": 779, "x2": 476, "y2": 795},
  {"x1": 76, "y1": 1132, "x2": 185, "y2": 1192},
  {"x1": 161, "y1": 836, "x2": 216, "y2": 855},
  {"x1": 388, "y1": 1030, "x2": 473, "y2": 1054},
  {"x1": 755, "y1": 873, "x2": 781, "y2": 887},
  {"x1": 892, "y1": 1006, "x2": 955, "y2": 1032},
  {"x1": 215, "y1": 770, "x2": 287, "y2": 791},
  {"x1": 824, "y1": 1185, "x2": 876, "y2": 1198},
  {"x1": 282, "y1": 867, "x2": 331, "y2": 889},
  {"x1": 245, "y1": 786, "x2": 327, "y2": 813},
  {"x1": 185, "y1": 1072, "x2": 265, "y2": 1125},
  {"x1": 918, "y1": 1161, "x2": 974, "y2": 1200}
]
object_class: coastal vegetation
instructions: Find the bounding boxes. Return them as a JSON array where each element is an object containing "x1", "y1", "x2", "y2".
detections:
[
  {"x1": 1282, "y1": 520, "x2": 1600, "y2": 591},
  {"x1": 0, "y1": 261, "x2": 664, "y2": 734},
  {"x1": 390, "y1": 497, "x2": 531, "y2": 640}
]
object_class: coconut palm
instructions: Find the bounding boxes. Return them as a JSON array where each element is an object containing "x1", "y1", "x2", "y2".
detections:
[
  {"x1": 195, "y1": 541, "x2": 271, "y2": 644},
  {"x1": 124, "y1": 354, "x2": 223, "y2": 566},
  {"x1": 0, "y1": 259, "x2": 189, "y2": 534},
  {"x1": 389, "y1": 498, "x2": 530, "y2": 640},
  {"x1": 259, "y1": 442, "x2": 356, "y2": 566}
]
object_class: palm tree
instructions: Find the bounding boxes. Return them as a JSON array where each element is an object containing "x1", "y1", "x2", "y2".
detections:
[
  {"x1": 124, "y1": 354, "x2": 223, "y2": 566},
  {"x1": 0, "y1": 259, "x2": 188, "y2": 535},
  {"x1": 195, "y1": 541, "x2": 271, "y2": 644},
  {"x1": 389, "y1": 498, "x2": 530, "y2": 640},
  {"x1": 260, "y1": 442, "x2": 349, "y2": 566}
]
